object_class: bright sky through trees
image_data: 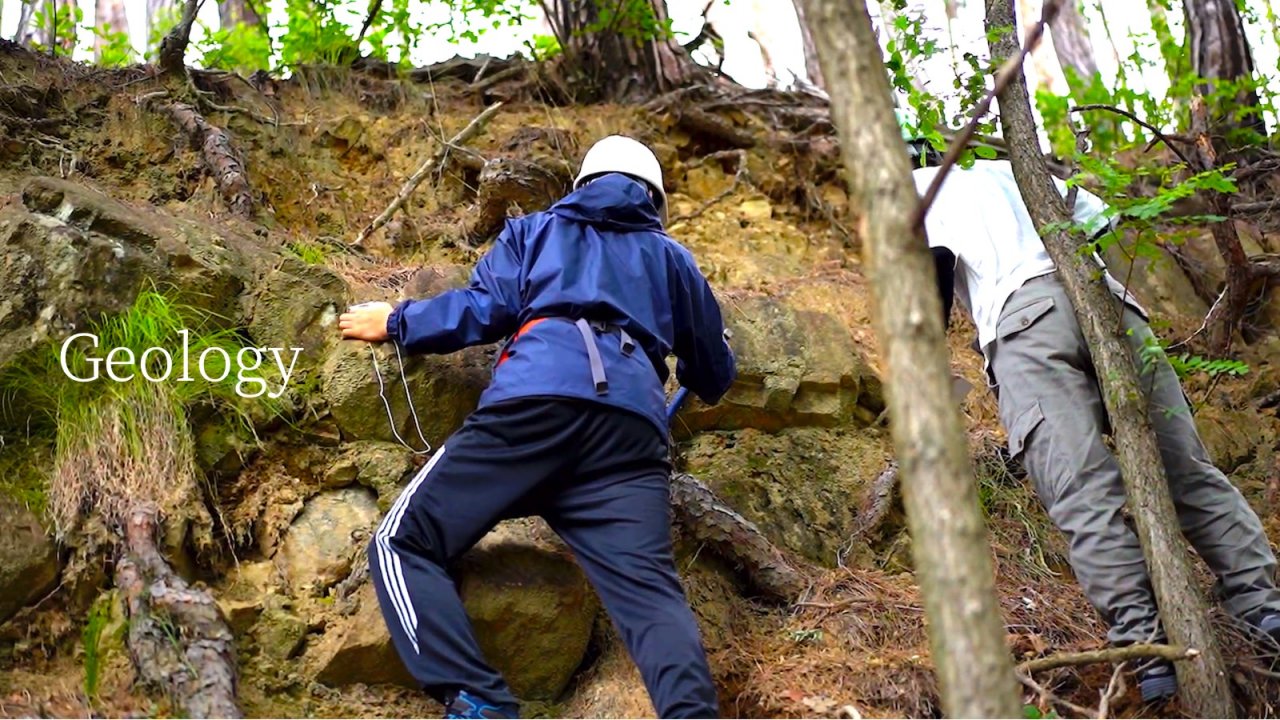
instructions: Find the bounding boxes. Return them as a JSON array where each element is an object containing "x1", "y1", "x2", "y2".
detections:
[{"x1": 1, "y1": 0, "x2": 1275, "y2": 131}]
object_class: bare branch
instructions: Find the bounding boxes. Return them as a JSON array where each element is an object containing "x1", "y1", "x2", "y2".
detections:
[
  {"x1": 354, "y1": 102, "x2": 503, "y2": 247},
  {"x1": 1069, "y1": 103, "x2": 1196, "y2": 167},
  {"x1": 912, "y1": 0, "x2": 1063, "y2": 232}
]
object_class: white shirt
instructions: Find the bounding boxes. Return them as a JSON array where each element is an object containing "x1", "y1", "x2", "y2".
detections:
[{"x1": 911, "y1": 159, "x2": 1143, "y2": 358}]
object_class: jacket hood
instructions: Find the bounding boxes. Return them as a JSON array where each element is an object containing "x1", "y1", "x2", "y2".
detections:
[{"x1": 549, "y1": 173, "x2": 664, "y2": 231}]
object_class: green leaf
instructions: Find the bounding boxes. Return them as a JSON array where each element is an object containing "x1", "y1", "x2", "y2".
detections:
[{"x1": 973, "y1": 145, "x2": 998, "y2": 159}]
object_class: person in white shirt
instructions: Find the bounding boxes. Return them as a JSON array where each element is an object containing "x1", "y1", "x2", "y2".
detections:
[{"x1": 911, "y1": 148, "x2": 1280, "y2": 703}]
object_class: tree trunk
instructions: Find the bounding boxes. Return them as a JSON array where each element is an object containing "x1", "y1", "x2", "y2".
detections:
[
  {"x1": 217, "y1": 0, "x2": 260, "y2": 30},
  {"x1": 986, "y1": 1, "x2": 1236, "y2": 716},
  {"x1": 799, "y1": 0, "x2": 1021, "y2": 715},
  {"x1": 94, "y1": 0, "x2": 130, "y2": 59},
  {"x1": 540, "y1": 0, "x2": 704, "y2": 101},
  {"x1": 1046, "y1": 0, "x2": 1098, "y2": 86},
  {"x1": 1184, "y1": 0, "x2": 1268, "y2": 143},
  {"x1": 790, "y1": 0, "x2": 825, "y2": 90},
  {"x1": 1018, "y1": 0, "x2": 1067, "y2": 95}
]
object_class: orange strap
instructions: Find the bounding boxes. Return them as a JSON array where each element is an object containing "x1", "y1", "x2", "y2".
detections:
[{"x1": 496, "y1": 317, "x2": 549, "y2": 366}]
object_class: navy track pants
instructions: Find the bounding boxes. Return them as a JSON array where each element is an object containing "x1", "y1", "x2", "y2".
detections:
[{"x1": 367, "y1": 398, "x2": 720, "y2": 719}]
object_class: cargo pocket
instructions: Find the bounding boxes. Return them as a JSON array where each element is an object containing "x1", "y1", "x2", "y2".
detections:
[
  {"x1": 995, "y1": 296, "x2": 1055, "y2": 342},
  {"x1": 1006, "y1": 401, "x2": 1045, "y2": 461}
]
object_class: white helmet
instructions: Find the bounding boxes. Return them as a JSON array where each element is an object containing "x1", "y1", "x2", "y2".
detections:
[{"x1": 574, "y1": 135, "x2": 668, "y2": 219}]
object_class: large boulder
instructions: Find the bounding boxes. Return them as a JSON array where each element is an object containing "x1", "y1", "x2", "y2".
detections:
[
  {"x1": 311, "y1": 584, "x2": 417, "y2": 688},
  {"x1": 0, "y1": 497, "x2": 59, "y2": 623},
  {"x1": 309, "y1": 519, "x2": 599, "y2": 702},
  {"x1": 242, "y1": 256, "x2": 349, "y2": 373},
  {"x1": 676, "y1": 294, "x2": 884, "y2": 434},
  {"x1": 279, "y1": 486, "x2": 381, "y2": 595},
  {"x1": 681, "y1": 427, "x2": 893, "y2": 565},
  {"x1": 319, "y1": 340, "x2": 492, "y2": 445},
  {"x1": 1101, "y1": 242, "x2": 1209, "y2": 331}
]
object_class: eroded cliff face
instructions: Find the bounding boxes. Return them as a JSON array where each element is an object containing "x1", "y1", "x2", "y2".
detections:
[{"x1": 1, "y1": 40, "x2": 1279, "y2": 719}]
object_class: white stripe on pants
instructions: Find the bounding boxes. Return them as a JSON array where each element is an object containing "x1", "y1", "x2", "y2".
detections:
[{"x1": 373, "y1": 445, "x2": 447, "y2": 654}]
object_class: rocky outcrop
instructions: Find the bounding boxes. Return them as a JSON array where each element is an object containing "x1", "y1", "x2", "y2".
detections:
[
  {"x1": 0, "y1": 498, "x2": 59, "y2": 623},
  {"x1": 309, "y1": 519, "x2": 598, "y2": 701},
  {"x1": 318, "y1": 265, "x2": 495, "y2": 446},
  {"x1": 681, "y1": 427, "x2": 893, "y2": 565},
  {"x1": 0, "y1": 177, "x2": 253, "y2": 374},
  {"x1": 676, "y1": 294, "x2": 884, "y2": 434},
  {"x1": 322, "y1": 441, "x2": 414, "y2": 508},
  {"x1": 279, "y1": 486, "x2": 381, "y2": 595}
]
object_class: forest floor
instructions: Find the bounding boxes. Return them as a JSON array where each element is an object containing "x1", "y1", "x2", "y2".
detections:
[{"x1": 1, "y1": 41, "x2": 1280, "y2": 718}]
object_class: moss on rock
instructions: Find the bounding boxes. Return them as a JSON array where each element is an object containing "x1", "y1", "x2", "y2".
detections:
[{"x1": 681, "y1": 427, "x2": 892, "y2": 565}]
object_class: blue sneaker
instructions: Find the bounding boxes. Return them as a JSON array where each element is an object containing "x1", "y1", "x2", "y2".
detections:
[
  {"x1": 444, "y1": 691, "x2": 518, "y2": 719},
  {"x1": 1138, "y1": 660, "x2": 1178, "y2": 703}
]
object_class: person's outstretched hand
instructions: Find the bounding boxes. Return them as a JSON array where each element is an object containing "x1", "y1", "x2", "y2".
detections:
[{"x1": 340, "y1": 302, "x2": 393, "y2": 342}]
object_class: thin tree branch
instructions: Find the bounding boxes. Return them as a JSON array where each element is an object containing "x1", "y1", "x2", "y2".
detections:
[
  {"x1": 912, "y1": 0, "x2": 1063, "y2": 232},
  {"x1": 354, "y1": 102, "x2": 503, "y2": 246},
  {"x1": 1018, "y1": 643, "x2": 1198, "y2": 675},
  {"x1": 1069, "y1": 103, "x2": 1196, "y2": 167}
]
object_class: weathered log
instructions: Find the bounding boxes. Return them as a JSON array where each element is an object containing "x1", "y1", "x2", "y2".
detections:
[
  {"x1": 157, "y1": 101, "x2": 254, "y2": 218},
  {"x1": 670, "y1": 472, "x2": 808, "y2": 603},
  {"x1": 116, "y1": 504, "x2": 241, "y2": 718}
]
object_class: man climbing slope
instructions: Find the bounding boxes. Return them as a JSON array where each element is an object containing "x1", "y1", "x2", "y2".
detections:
[
  {"x1": 910, "y1": 145, "x2": 1280, "y2": 703},
  {"x1": 339, "y1": 135, "x2": 735, "y2": 720}
]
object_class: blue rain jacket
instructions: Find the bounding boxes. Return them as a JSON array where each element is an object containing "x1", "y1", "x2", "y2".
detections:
[{"x1": 386, "y1": 173, "x2": 737, "y2": 434}]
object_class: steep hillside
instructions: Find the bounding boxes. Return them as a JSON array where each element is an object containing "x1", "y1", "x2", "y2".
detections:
[{"x1": 1, "y1": 41, "x2": 1279, "y2": 718}]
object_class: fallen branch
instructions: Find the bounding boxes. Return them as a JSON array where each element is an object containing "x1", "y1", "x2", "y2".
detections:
[
  {"x1": 472, "y1": 63, "x2": 526, "y2": 91},
  {"x1": 355, "y1": 102, "x2": 503, "y2": 246},
  {"x1": 675, "y1": 106, "x2": 758, "y2": 149},
  {"x1": 117, "y1": 505, "x2": 241, "y2": 718},
  {"x1": 1233, "y1": 199, "x2": 1280, "y2": 215},
  {"x1": 670, "y1": 472, "x2": 809, "y2": 603},
  {"x1": 1069, "y1": 103, "x2": 1195, "y2": 167},
  {"x1": 672, "y1": 149, "x2": 748, "y2": 223},
  {"x1": 912, "y1": 0, "x2": 1062, "y2": 232},
  {"x1": 1018, "y1": 643, "x2": 1198, "y2": 675},
  {"x1": 151, "y1": 99, "x2": 254, "y2": 218}
]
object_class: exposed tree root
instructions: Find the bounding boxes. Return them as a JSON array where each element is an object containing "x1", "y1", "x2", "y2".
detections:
[
  {"x1": 1188, "y1": 96, "x2": 1280, "y2": 354},
  {"x1": 157, "y1": 0, "x2": 202, "y2": 78},
  {"x1": 849, "y1": 462, "x2": 899, "y2": 541},
  {"x1": 155, "y1": 100, "x2": 255, "y2": 218},
  {"x1": 671, "y1": 472, "x2": 809, "y2": 603},
  {"x1": 116, "y1": 504, "x2": 241, "y2": 719}
]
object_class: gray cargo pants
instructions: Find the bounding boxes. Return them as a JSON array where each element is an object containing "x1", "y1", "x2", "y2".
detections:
[{"x1": 988, "y1": 274, "x2": 1280, "y2": 644}]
